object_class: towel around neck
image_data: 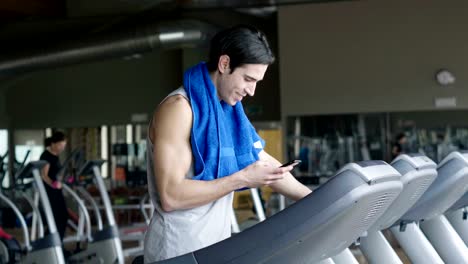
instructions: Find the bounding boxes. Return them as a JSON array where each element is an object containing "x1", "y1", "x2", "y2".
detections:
[{"x1": 183, "y1": 62, "x2": 265, "y2": 181}]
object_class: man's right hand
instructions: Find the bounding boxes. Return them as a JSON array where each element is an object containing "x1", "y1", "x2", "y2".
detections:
[{"x1": 241, "y1": 160, "x2": 293, "y2": 188}]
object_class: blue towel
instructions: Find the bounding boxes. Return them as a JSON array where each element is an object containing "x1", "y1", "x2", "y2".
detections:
[{"x1": 184, "y1": 62, "x2": 265, "y2": 181}]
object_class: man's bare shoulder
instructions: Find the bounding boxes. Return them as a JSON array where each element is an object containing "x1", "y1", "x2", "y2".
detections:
[
  {"x1": 158, "y1": 94, "x2": 191, "y2": 116},
  {"x1": 150, "y1": 95, "x2": 192, "y2": 140}
]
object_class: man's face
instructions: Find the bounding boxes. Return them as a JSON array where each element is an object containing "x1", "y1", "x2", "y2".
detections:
[{"x1": 217, "y1": 63, "x2": 268, "y2": 106}]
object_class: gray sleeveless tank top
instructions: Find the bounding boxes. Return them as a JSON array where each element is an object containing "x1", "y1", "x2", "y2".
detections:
[{"x1": 144, "y1": 87, "x2": 234, "y2": 263}]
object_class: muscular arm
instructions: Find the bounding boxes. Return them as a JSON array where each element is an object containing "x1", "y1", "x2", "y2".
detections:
[
  {"x1": 151, "y1": 95, "x2": 292, "y2": 212},
  {"x1": 258, "y1": 151, "x2": 312, "y2": 201}
]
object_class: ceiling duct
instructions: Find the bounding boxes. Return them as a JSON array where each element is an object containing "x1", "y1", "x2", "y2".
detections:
[{"x1": 0, "y1": 20, "x2": 216, "y2": 76}]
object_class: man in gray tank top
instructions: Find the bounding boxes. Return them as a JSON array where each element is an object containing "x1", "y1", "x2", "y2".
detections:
[{"x1": 144, "y1": 25, "x2": 312, "y2": 263}]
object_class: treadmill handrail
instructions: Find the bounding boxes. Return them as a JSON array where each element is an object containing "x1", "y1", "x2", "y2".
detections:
[
  {"x1": 56, "y1": 148, "x2": 84, "y2": 181},
  {"x1": 0, "y1": 152, "x2": 8, "y2": 186},
  {"x1": 250, "y1": 188, "x2": 266, "y2": 222},
  {"x1": 17, "y1": 150, "x2": 31, "y2": 173},
  {"x1": 76, "y1": 186, "x2": 103, "y2": 230},
  {"x1": 0, "y1": 151, "x2": 7, "y2": 172},
  {"x1": 31, "y1": 166, "x2": 59, "y2": 234},
  {"x1": 92, "y1": 164, "x2": 117, "y2": 227},
  {"x1": 63, "y1": 184, "x2": 93, "y2": 242},
  {"x1": 139, "y1": 193, "x2": 151, "y2": 225},
  {"x1": 15, "y1": 160, "x2": 48, "y2": 180},
  {"x1": 21, "y1": 192, "x2": 44, "y2": 239},
  {"x1": 77, "y1": 160, "x2": 106, "y2": 178}
]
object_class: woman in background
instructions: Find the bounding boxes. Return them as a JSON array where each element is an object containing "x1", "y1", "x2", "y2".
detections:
[{"x1": 39, "y1": 131, "x2": 68, "y2": 241}]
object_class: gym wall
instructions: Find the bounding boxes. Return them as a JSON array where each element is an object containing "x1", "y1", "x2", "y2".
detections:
[
  {"x1": 5, "y1": 50, "x2": 182, "y2": 129},
  {"x1": 279, "y1": 0, "x2": 468, "y2": 116},
  {"x1": 391, "y1": 110, "x2": 468, "y2": 129},
  {"x1": 4, "y1": 10, "x2": 281, "y2": 129},
  {"x1": 0, "y1": 92, "x2": 7, "y2": 128}
]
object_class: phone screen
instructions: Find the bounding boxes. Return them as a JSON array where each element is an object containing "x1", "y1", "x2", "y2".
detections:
[{"x1": 279, "y1": 160, "x2": 301, "y2": 168}]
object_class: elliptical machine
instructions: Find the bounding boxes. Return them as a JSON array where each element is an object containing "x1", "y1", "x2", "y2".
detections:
[
  {"x1": 0, "y1": 151, "x2": 23, "y2": 263},
  {"x1": 65, "y1": 160, "x2": 124, "y2": 264},
  {"x1": 1, "y1": 161, "x2": 66, "y2": 264}
]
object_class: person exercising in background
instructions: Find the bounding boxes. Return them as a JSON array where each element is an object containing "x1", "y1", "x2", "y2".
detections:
[
  {"x1": 39, "y1": 131, "x2": 68, "y2": 241},
  {"x1": 391, "y1": 132, "x2": 407, "y2": 160},
  {"x1": 144, "y1": 25, "x2": 312, "y2": 262}
]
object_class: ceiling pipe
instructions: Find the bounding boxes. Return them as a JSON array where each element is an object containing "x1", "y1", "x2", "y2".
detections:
[{"x1": 0, "y1": 20, "x2": 216, "y2": 76}]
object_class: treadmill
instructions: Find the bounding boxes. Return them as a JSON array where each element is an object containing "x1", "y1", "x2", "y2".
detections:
[
  {"x1": 391, "y1": 151, "x2": 468, "y2": 263},
  {"x1": 445, "y1": 152, "x2": 468, "y2": 246},
  {"x1": 446, "y1": 189, "x2": 468, "y2": 246},
  {"x1": 358, "y1": 154, "x2": 438, "y2": 264},
  {"x1": 149, "y1": 160, "x2": 403, "y2": 264}
]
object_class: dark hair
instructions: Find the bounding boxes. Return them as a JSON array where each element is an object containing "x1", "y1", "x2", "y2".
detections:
[
  {"x1": 396, "y1": 133, "x2": 406, "y2": 141},
  {"x1": 44, "y1": 137, "x2": 52, "y2": 147},
  {"x1": 206, "y1": 25, "x2": 275, "y2": 73},
  {"x1": 50, "y1": 131, "x2": 66, "y2": 144}
]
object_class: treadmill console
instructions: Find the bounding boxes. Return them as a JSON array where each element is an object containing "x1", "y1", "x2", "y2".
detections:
[
  {"x1": 438, "y1": 151, "x2": 468, "y2": 168},
  {"x1": 338, "y1": 160, "x2": 401, "y2": 185},
  {"x1": 392, "y1": 154, "x2": 437, "y2": 170}
]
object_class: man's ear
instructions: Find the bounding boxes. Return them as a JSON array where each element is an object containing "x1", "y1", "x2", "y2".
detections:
[{"x1": 217, "y1": 55, "x2": 230, "y2": 74}]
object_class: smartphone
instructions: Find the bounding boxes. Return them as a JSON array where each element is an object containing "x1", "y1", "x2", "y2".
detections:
[{"x1": 279, "y1": 159, "x2": 301, "y2": 168}]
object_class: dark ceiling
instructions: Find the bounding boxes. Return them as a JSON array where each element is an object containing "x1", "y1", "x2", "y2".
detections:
[
  {"x1": 0, "y1": 0, "x2": 352, "y2": 79},
  {"x1": 0, "y1": 0, "x2": 351, "y2": 40}
]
